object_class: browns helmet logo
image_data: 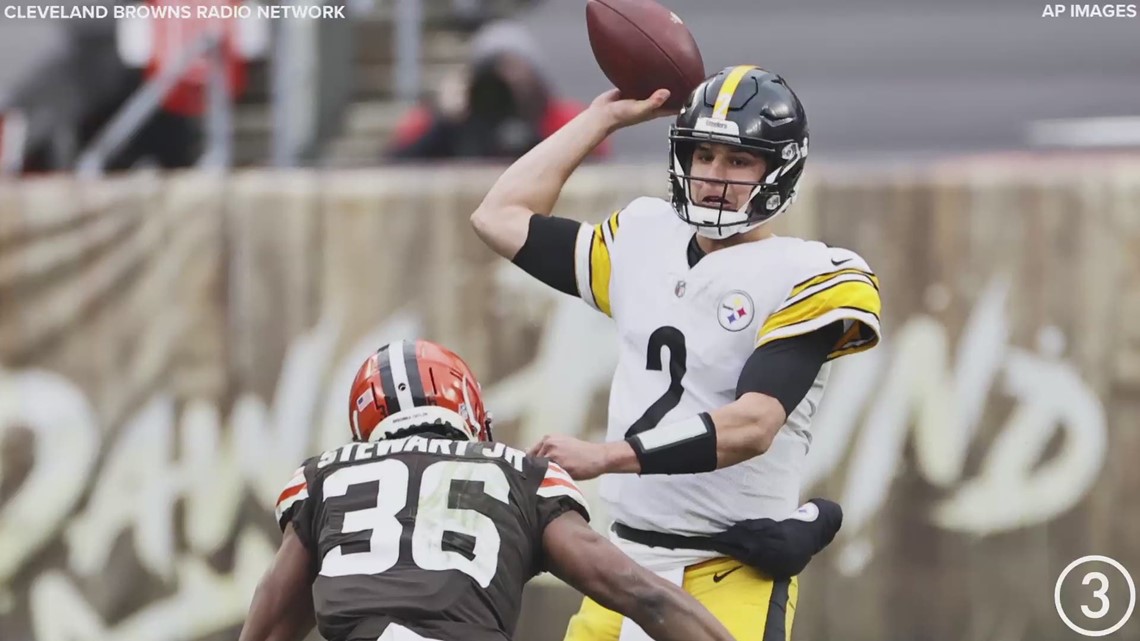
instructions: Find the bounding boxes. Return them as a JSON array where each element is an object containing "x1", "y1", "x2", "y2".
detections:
[{"x1": 348, "y1": 340, "x2": 493, "y2": 443}]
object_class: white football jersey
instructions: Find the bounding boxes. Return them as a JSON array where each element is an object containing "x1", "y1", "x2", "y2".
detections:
[{"x1": 570, "y1": 197, "x2": 882, "y2": 569}]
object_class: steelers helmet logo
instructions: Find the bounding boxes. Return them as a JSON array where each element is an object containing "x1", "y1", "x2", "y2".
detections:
[{"x1": 718, "y1": 291, "x2": 754, "y2": 331}]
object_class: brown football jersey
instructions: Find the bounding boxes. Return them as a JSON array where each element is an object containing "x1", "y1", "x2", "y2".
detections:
[{"x1": 275, "y1": 435, "x2": 589, "y2": 641}]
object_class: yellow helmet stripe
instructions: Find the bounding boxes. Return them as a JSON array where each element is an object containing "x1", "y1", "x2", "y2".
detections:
[{"x1": 711, "y1": 65, "x2": 758, "y2": 120}]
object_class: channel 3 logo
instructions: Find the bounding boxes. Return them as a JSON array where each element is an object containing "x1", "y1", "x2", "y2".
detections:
[{"x1": 1055, "y1": 556, "x2": 1136, "y2": 637}]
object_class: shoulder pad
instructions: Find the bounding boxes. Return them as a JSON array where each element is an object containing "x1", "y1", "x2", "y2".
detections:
[
  {"x1": 274, "y1": 457, "x2": 314, "y2": 531},
  {"x1": 784, "y1": 240, "x2": 875, "y2": 281},
  {"x1": 536, "y1": 460, "x2": 590, "y2": 519},
  {"x1": 606, "y1": 197, "x2": 676, "y2": 234},
  {"x1": 757, "y1": 240, "x2": 882, "y2": 356}
]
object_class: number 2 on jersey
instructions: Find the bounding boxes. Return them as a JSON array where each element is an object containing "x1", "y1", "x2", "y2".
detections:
[
  {"x1": 320, "y1": 459, "x2": 509, "y2": 588},
  {"x1": 626, "y1": 326, "x2": 687, "y2": 438}
]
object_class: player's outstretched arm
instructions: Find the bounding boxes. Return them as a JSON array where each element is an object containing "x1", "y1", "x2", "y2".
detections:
[
  {"x1": 531, "y1": 391, "x2": 785, "y2": 480},
  {"x1": 533, "y1": 322, "x2": 847, "y2": 479},
  {"x1": 470, "y1": 88, "x2": 672, "y2": 260},
  {"x1": 239, "y1": 523, "x2": 316, "y2": 641},
  {"x1": 543, "y1": 511, "x2": 736, "y2": 641}
]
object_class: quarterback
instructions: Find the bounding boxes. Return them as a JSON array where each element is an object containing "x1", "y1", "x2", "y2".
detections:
[{"x1": 471, "y1": 65, "x2": 882, "y2": 641}]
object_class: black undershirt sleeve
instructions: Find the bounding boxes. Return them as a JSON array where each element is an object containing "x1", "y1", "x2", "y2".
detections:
[
  {"x1": 510, "y1": 214, "x2": 582, "y2": 297},
  {"x1": 736, "y1": 321, "x2": 846, "y2": 415}
]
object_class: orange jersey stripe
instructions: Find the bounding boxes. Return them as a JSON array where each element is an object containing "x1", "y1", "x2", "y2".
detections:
[
  {"x1": 277, "y1": 482, "x2": 306, "y2": 505},
  {"x1": 540, "y1": 476, "x2": 579, "y2": 492}
]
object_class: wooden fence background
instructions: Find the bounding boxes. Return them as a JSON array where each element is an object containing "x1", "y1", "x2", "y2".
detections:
[{"x1": 1, "y1": 159, "x2": 1138, "y2": 641}]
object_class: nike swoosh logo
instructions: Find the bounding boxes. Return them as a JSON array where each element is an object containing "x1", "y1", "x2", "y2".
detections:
[
  {"x1": 712, "y1": 565, "x2": 743, "y2": 583},
  {"x1": 831, "y1": 257, "x2": 854, "y2": 266}
]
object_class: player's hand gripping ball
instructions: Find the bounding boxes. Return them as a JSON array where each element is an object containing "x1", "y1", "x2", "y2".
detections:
[{"x1": 586, "y1": 0, "x2": 706, "y2": 110}]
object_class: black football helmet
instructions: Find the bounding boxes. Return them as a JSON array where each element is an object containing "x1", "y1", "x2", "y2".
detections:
[{"x1": 669, "y1": 65, "x2": 809, "y2": 239}]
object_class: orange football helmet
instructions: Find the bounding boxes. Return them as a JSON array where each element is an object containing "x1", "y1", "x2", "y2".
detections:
[{"x1": 348, "y1": 339, "x2": 493, "y2": 443}]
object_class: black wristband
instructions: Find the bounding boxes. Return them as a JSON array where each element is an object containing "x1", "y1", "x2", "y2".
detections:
[{"x1": 627, "y1": 413, "x2": 718, "y2": 475}]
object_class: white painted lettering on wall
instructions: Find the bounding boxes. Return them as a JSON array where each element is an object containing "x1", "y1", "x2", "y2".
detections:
[
  {"x1": 0, "y1": 272, "x2": 1108, "y2": 639},
  {"x1": 0, "y1": 308, "x2": 422, "y2": 640},
  {"x1": 804, "y1": 278, "x2": 1106, "y2": 575}
]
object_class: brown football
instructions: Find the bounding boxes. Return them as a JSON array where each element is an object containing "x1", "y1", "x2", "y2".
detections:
[{"x1": 585, "y1": 0, "x2": 706, "y2": 110}]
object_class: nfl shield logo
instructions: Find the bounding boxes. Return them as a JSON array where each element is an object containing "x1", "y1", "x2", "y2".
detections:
[{"x1": 718, "y1": 291, "x2": 754, "y2": 332}]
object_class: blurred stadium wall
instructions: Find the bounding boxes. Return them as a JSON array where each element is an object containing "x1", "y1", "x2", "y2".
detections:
[{"x1": 0, "y1": 159, "x2": 1138, "y2": 641}]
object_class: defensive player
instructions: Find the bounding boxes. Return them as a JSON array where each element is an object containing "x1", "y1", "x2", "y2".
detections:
[
  {"x1": 238, "y1": 340, "x2": 737, "y2": 641},
  {"x1": 470, "y1": 66, "x2": 882, "y2": 641}
]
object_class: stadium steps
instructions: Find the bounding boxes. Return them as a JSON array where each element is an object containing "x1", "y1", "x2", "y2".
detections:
[
  {"x1": 233, "y1": 28, "x2": 466, "y2": 166},
  {"x1": 233, "y1": 0, "x2": 533, "y2": 167}
]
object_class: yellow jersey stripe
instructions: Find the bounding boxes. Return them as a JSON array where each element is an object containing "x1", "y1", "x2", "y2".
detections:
[
  {"x1": 785, "y1": 577, "x2": 799, "y2": 641},
  {"x1": 829, "y1": 339, "x2": 880, "y2": 359},
  {"x1": 790, "y1": 268, "x2": 879, "y2": 298},
  {"x1": 825, "y1": 319, "x2": 880, "y2": 358},
  {"x1": 758, "y1": 279, "x2": 881, "y2": 342},
  {"x1": 574, "y1": 210, "x2": 622, "y2": 317},
  {"x1": 711, "y1": 65, "x2": 757, "y2": 120},
  {"x1": 837, "y1": 321, "x2": 863, "y2": 347},
  {"x1": 756, "y1": 308, "x2": 881, "y2": 351},
  {"x1": 588, "y1": 227, "x2": 613, "y2": 316},
  {"x1": 606, "y1": 209, "x2": 620, "y2": 238}
]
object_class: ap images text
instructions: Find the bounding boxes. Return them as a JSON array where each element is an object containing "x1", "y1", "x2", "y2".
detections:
[{"x1": 1042, "y1": 4, "x2": 1138, "y2": 16}]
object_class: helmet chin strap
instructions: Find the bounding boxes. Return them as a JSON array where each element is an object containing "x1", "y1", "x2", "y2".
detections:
[
  {"x1": 692, "y1": 221, "x2": 763, "y2": 240},
  {"x1": 689, "y1": 205, "x2": 764, "y2": 239},
  {"x1": 372, "y1": 406, "x2": 475, "y2": 441}
]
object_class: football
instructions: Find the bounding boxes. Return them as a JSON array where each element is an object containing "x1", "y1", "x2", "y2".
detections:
[{"x1": 585, "y1": 0, "x2": 706, "y2": 110}]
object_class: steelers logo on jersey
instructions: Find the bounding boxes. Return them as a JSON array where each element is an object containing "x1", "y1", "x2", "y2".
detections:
[{"x1": 717, "y1": 291, "x2": 755, "y2": 331}]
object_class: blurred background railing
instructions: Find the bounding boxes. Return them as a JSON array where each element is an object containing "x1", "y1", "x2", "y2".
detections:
[{"x1": 2, "y1": 0, "x2": 1138, "y2": 173}]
